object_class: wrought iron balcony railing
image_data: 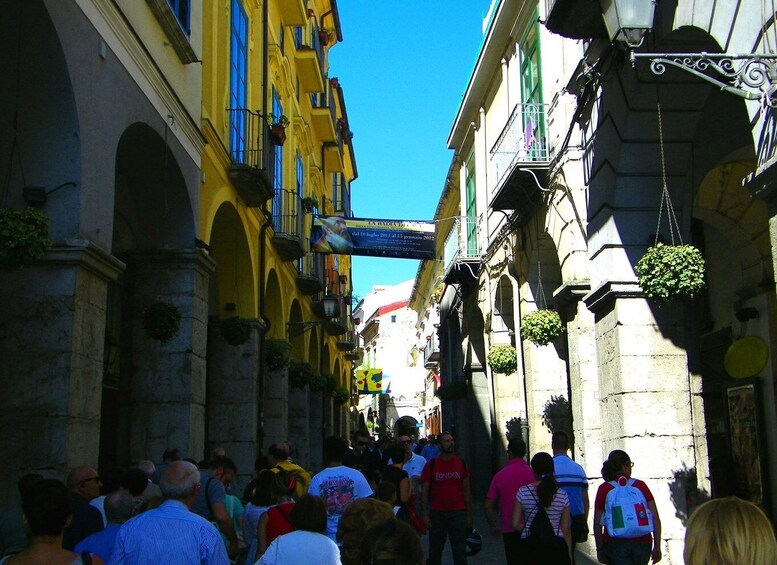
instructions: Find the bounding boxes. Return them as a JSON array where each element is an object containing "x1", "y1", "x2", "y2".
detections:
[{"x1": 226, "y1": 109, "x2": 275, "y2": 205}]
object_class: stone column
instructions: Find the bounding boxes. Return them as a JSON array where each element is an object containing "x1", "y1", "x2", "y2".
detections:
[
  {"x1": 308, "y1": 389, "x2": 324, "y2": 472},
  {"x1": 126, "y1": 249, "x2": 214, "y2": 463},
  {"x1": 288, "y1": 386, "x2": 311, "y2": 470},
  {"x1": 0, "y1": 240, "x2": 123, "y2": 501},
  {"x1": 206, "y1": 318, "x2": 262, "y2": 489},
  {"x1": 586, "y1": 287, "x2": 702, "y2": 561},
  {"x1": 263, "y1": 365, "x2": 289, "y2": 449},
  {"x1": 557, "y1": 285, "x2": 601, "y2": 473}
]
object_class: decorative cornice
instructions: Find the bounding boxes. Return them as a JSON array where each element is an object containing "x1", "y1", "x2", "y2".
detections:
[{"x1": 582, "y1": 280, "x2": 643, "y2": 314}]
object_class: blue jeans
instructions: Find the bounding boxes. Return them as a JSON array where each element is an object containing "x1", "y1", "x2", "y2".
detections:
[
  {"x1": 603, "y1": 541, "x2": 652, "y2": 565},
  {"x1": 427, "y1": 509, "x2": 467, "y2": 565}
]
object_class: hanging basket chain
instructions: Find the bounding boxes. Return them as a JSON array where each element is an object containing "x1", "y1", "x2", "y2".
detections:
[{"x1": 655, "y1": 102, "x2": 684, "y2": 246}]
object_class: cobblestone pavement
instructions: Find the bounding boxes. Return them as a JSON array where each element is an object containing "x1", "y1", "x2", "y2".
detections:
[{"x1": 422, "y1": 502, "x2": 599, "y2": 564}]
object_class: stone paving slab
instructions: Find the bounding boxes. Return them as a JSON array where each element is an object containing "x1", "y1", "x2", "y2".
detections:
[{"x1": 422, "y1": 502, "x2": 599, "y2": 564}]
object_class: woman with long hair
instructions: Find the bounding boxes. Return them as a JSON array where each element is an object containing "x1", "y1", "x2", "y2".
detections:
[
  {"x1": 512, "y1": 452, "x2": 572, "y2": 564},
  {"x1": 593, "y1": 450, "x2": 662, "y2": 565},
  {"x1": 255, "y1": 469, "x2": 297, "y2": 558},
  {"x1": 684, "y1": 496, "x2": 777, "y2": 565}
]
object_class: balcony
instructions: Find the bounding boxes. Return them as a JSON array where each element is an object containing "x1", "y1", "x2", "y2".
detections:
[
  {"x1": 344, "y1": 346, "x2": 363, "y2": 362},
  {"x1": 311, "y1": 82, "x2": 337, "y2": 142},
  {"x1": 226, "y1": 110, "x2": 275, "y2": 206},
  {"x1": 295, "y1": 27, "x2": 325, "y2": 93},
  {"x1": 278, "y1": 0, "x2": 306, "y2": 26},
  {"x1": 336, "y1": 329, "x2": 358, "y2": 352},
  {"x1": 544, "y1": 0, "x2": 608, "y2": 40},
  {"x1": 442, "y1": 216, "x2": 481, "y2": 286},
  {"x1": 296, "y1": 253, "x2": 324, "y2": 295},
  {"x1": 271, "y1": 189, "x2": 305, "y2": 261},
  {"x1": 488, "y1": 103, "x2": 550, "y2": 223},
  {"x1": 423, "y1": 333, "x2": 440, "y2": 368}
]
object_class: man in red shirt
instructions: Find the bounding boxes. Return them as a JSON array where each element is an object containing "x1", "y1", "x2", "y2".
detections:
[
  {"x1": 484, "y1": 437, "x2": 535, "y2": 564},
  {"x1": 421, "y1": 431, "x2": 472, "y2": 565}
]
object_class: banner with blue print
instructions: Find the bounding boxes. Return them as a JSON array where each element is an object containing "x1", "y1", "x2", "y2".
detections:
[{"x1": 310, "y1": 216, "x2": 436, "y2": 260}]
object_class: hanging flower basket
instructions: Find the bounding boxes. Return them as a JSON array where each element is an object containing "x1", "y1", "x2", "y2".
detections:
[
  {"x1": 520, "y1": 309, "x2": 563, "y2": 346},
  {"x1": 434, "y1": 381, "x2": 468, "y2": 401},
  {"x1": 143, "y1": 302, "x2": 182, "y2": 343},
  {"x1": 289, "y1": 361, "x2": 315, "y2": 389},
  {"x1": 0, "y1": 207, "x2": 51, "y2": 271},
  {"x1": 332, "y1": 386, "x2": 350, "y2": 405},
  {"x1": 220, "y1": 316, "x2": 252, "y2": 346},
  {"x1": 323, "y1": 372, "x2": 338, "y2": 394},
  {"x1": 486, "y1": 344, "x2": 518, "y2": 374},
  {"x1": 265, "y1": 339, "x2": 291, "y2": 370},
  {"x1": 635, "y1": 243, "x2": 706, "y2": 302},
  {"x1": 309, "y1": 372, "x2": 328, "y2": 392}
]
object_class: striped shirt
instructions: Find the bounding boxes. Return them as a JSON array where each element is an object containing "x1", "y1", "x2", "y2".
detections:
[
  {"x1": 516, "y1": 484, "x2": 569, "y2": 539},
  {"x1": 109, "y1": 499, "x2": 229, "y2": 565},
  {"x1": 553, "y1": 454, "x2": 588, "y2": 517}
]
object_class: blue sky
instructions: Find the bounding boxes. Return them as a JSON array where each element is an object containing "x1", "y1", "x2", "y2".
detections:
[{"x1": 329, "y1": 1, "x2": 493, "y2": 301}]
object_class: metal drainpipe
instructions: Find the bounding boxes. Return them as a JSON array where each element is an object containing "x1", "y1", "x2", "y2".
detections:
[{"x1": 257, "y1": 0, "x2": 271, "y2": 453}]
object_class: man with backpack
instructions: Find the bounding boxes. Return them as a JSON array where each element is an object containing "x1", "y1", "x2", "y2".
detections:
[{"x1": 421, "y1": 431, "x2": 472, "y2": 565}]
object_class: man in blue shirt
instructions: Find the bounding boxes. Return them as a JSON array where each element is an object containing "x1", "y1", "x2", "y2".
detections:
[
  {"x1": 552, "y1": 431, "x2": 589, "y2": 551},
  {"x1": 75, "y1": 489, "x2": 134, "y2": 561},
  {"x1": 110, "y1": 461, "x2": 229, "y2": 564}
]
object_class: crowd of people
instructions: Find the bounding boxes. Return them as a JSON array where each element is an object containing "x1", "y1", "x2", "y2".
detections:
[{"x1": 0, "y1": 430, "x2": 775, "y2": 565}]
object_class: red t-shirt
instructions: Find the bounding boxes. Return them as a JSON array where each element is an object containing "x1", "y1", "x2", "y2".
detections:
[
  {"x1": 595, "y1": 475, "x2": 654, "y2": 544},
  {"x1": 421, "y1": 455, "x2": 469, "y2": 511},
  {"x1": 266, "y1": 501, "x2": 295, "y2": 544}
]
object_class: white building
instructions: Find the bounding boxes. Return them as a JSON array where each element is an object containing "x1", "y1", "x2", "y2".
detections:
[{"x1": 354, "y1": 280, "x2": 427, "y2": 437}]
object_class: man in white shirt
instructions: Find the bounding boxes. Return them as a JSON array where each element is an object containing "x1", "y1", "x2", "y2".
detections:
[{"x1": 308, "y1": 436, "x2": 373, "y2": 541}]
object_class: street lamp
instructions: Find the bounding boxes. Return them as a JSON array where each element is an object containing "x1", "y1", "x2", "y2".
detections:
[
  {"x1": 599, "y1": 0, "x2": 655, "y2": 48},
  {"x1": 286, "y1": 293, "x2": 341, "y2": 336},
  {"x1": 599, "y1": 0, "x2": 777, "y2": 107}
]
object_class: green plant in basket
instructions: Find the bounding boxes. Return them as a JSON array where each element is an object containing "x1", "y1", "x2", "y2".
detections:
[
  {"x1": 635, "y1": 243, "x2": 706, "y2": 302},
  {"x1": 143, "y1": 302, "x2": 182, "y2": 343},
  {"x1": 288, "y1": 361, "x2": 314, "y2": 389},
  {"x1": 332, "y1": 386, "x2": 350, "y2": 405},
  {"x1": 486, "y1": 344, "x2": 518, "y2": 374},
  {"x1": 265, "y1": 339, "x2": 291, "y2": 370},
  {"x1": 220, "y1": 316, "x2": 252, "y2": 346},
  {"x1": 0, "y1": 207, "x2": 50, "y2": 271},
  {"x1": 520, "y1": 309, "x2": 562, "y2": 346}
]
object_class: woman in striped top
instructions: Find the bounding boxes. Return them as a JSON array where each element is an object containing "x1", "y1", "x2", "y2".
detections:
[{"x1": 512, "y1": 452, "x2": 572, "y2": 564}]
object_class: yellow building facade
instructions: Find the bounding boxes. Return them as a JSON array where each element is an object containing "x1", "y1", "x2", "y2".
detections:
[{"x1": 200, "y1": 0, "x2": 358, "y2": 471}]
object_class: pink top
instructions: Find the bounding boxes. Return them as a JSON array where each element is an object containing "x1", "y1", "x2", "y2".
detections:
[{"x1": 486, "y1": 458, "x2": 535, "y2": 532}]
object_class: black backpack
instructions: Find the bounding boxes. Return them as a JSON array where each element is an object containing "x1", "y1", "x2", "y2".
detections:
[{"x1": 528, "y1": 488, "x2": 556, "y2": 543}]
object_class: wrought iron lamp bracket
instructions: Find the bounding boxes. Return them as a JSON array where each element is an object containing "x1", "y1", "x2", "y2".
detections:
[{"x1": 632, "y1": 52, "x2": 777, "y2": 107}]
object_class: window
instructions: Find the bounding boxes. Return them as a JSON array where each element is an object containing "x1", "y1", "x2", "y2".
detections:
[
  {"x1": 465, "y1": 156, "x2": 477, "y2": 256},
  {"x1": 391, "y1": 315, "x2": 397, "y2": 323},
  {"x1": 519, "y1": 12, "x2": 544, "y2": 158},
  {"x1": 167, "y1": 0, "x2": 190, "y2": 35},
  {"x1": 272, "y1": 88, "x2": 284, "y2": 222},
  {"x1": 295, "y1": 26, "x2": 303, "y2": 48},
  {"x1": 229, "y1": 0, "x2": 248, "y2": 162},
  {"x1": 296, "y1": 151, "x2": 304, "y2": 202}
]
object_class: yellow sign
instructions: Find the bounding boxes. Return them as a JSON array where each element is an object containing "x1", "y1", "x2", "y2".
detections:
[{"x1": 356, "y1": 368, "x2": 387, "y2": 394}]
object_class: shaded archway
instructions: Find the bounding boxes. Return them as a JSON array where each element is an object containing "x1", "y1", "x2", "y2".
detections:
[
  {"x1": 395, "y1": 415, "x2": 419, "y2": 438},
  {"x1": 209, "y1": 203, "x2": 256, "y2": 318},
  {"x1": 264, "y1": 269, "x2": 283, "y2": 338}
]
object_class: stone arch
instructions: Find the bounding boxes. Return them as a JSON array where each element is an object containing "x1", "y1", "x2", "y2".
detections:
[
  {"x1": 308, "y1": 327, "x2": 321, "y2": 372},
  {"x1": 113, "y1": 122, "x2": 194, "y2": 253},
  {"x1": 288, "y1": 299, "x2": 304, "y2": 359},
  {"x1": 209, "y1": 202, "x2": 256, "y2": 318},
  {"x1": 0, "y1": 0, "x2": 81, "y2": 240},
  {"x1": 265, "y1": 269, "x2": 284, "y2": 338},
  {"x1": 395, "y1": 415, "x2": 419, "y2": 438}
]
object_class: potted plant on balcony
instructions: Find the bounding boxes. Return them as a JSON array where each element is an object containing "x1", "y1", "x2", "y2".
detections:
[
  {"x1": 520, "y1": 309, "x2": 563, "y2": 346},
  {"x1": 270, "y1": 114, "x2": 290, "y2": 146},
  {"x1": 142, "y1": 301, "x2": 182, "y2": 343},
  {"x1": 319, "y1": 28, "x2": 336, "y2": 45},
  {"x1": 0, "y1": 207, "x2": 50, "y2": 271},
  {"x1": 635, "y1": 242, "x2": 706, "y2": 302},
  {"x1": 301, "y1": 196, "x2": 319, "y2": 213},
  {"x1": 486, "y1": 344, "x2": 518, "y2": 374}
]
